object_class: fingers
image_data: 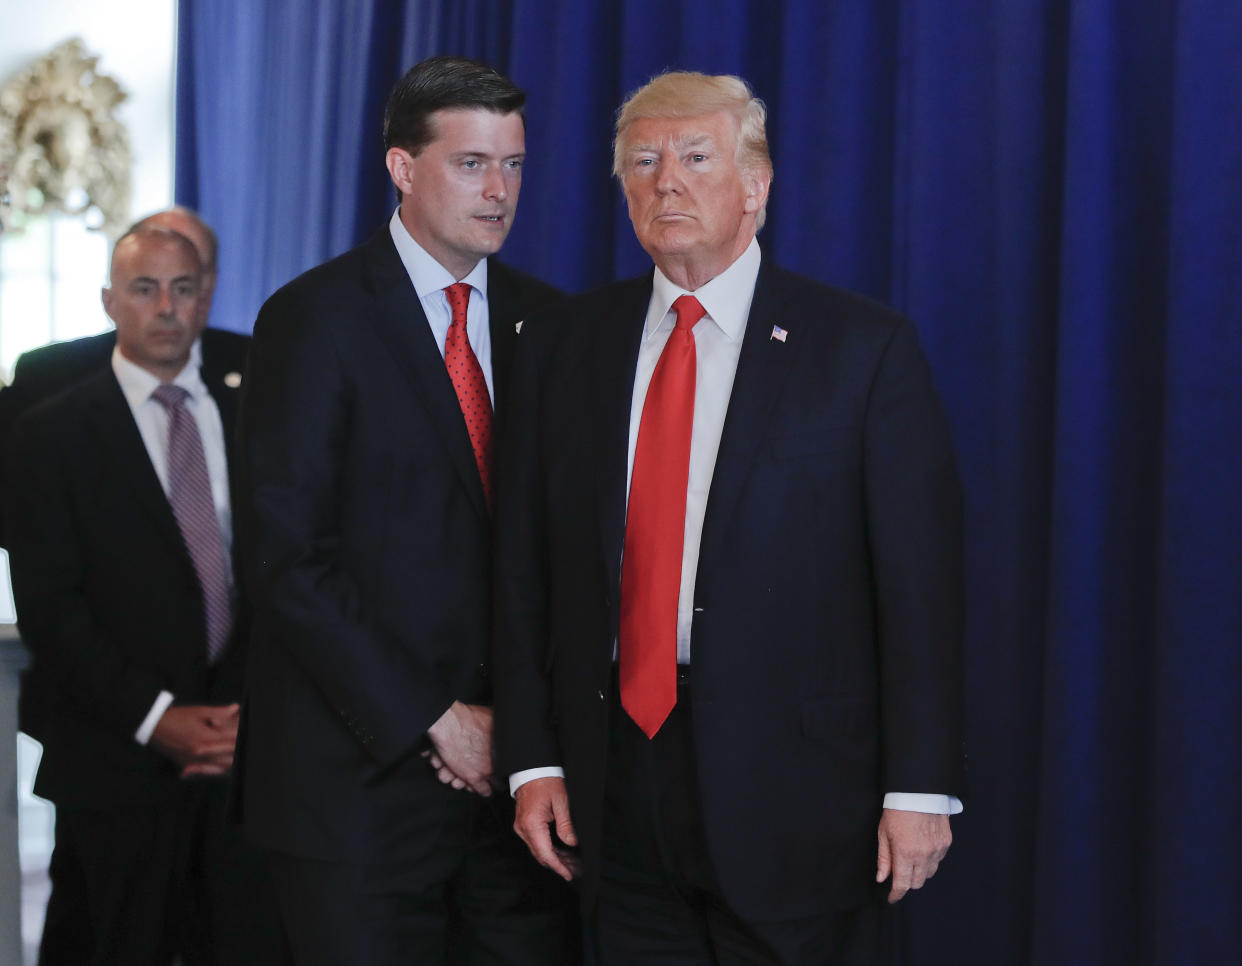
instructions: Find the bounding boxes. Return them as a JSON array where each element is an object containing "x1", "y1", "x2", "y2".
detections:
[
  {"x1": 514, "y1": 780, "x2": 577, "y2": 882},
  {"x1": 421, "y1": 749, "x2": 491, "y2": 794},
  {"x1": 887, "y1": 853, "x2": 942, "y2": 903},
  {"x1": 553, "y1": 845, "x2": 583, "y2": 880},
  {"x1": 466, "y1": 774, "x2": 494, "y2": 797},
  {"x1": 516, "y1": 817, "x2": 575, "y2": 882},
  {"x1": 876, "y1": 811, "x2": 952, "y2": 904},
  {"x1": 553, "y1": 796, "x2": 578, "y2": 849},
  {"x1": 179, "y1": 748, "x2": 234, "y2": 779},
  {"x1": 875, "y1": 828, "x2": 892, "y2": 885},
  {"x1": 204, "y1": 704, "x2": 240, "y2": 727},
  {"x1": 180, "y1": 759, "x2": 232, "y2": 779},
  {"x1": 189, "y1": 738, "x2": 236, "y2": 759}
]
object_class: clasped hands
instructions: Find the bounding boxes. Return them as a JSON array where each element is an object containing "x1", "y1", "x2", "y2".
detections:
[
  {"x1": 422, "y1": 700, "x2": 500, "y2": 796},
  {"x1": 149, "y1": 703, "x2": 240, "y2": 779}
]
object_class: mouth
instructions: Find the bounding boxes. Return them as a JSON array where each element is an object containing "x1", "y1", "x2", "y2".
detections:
[{"x1": 475, "y1": 214, "x2": 506, "y2": 225}]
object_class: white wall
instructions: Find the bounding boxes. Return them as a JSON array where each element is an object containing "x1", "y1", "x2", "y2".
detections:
[{"x1": 0, "y1": 1, "x2": 176, "y2": 379}]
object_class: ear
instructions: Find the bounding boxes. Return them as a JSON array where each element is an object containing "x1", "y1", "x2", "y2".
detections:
[
  {"x1": 741, "y1": 167, "x2": 771, "y2": 215},
  {"x1": 385, "y1": 147, "x2": 415, "y2": 196},
  {"x1": 100, "y1": 286, "x2": 113, "y2": 318}
]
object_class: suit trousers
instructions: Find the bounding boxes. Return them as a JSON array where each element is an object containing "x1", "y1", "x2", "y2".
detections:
[
  {"x1": 37, "y1": 811, "x2": 93, "y2": 965},
  {"x1": 51, "y1": 780, "x2": 288, "y2": 966},
  {"x1": 595, "y1": 670, "x2": 883, "y2": 966},
  {"x1": 264, "y1": 789, "x2": 581, "y2": 966}
]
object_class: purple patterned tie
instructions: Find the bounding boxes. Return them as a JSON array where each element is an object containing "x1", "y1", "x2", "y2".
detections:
[{"x1": 151, "y1": 385, "x2": 232, "y2": 663}]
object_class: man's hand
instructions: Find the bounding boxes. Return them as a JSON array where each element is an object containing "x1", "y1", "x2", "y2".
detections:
[
  {"x1": 149, "y1": 703, "x2": 239, "y2": 778},
  {"x1": 425, "y1": 701, "x2": 495, "y2": 796},
  {"x1": 513, "y1": 777, "x2": 580, "y2": 882},
  {"x1": 876, "y1": 809, "x2": 952, "y2": 903}
]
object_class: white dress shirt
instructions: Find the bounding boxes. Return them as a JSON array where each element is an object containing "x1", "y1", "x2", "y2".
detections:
[
  {"x1": 388, "y1": 209, "x2": 495, "y2": 403},
  {"x1": 627, "y1": 240, "x2": 759, "y2": 664},
  {"x1": 113, "y1": 341, "x2": 233, "y2": 745},
  {"x1": 509, "y1": 241, "x2": 960, "y2": 815}
]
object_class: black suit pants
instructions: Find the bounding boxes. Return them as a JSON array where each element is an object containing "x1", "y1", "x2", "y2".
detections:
[
  {"x1": 595, "y1": 671, "x2": 883, "y2": 966},
  {"x1": 265, "y1": 790, "x2": 580, "y2": 965},
  {"x1": 51, "y1": 781, "x2": 288, "y2": 966}
]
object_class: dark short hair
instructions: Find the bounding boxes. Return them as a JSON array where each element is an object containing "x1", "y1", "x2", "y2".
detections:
[{"x1": 383, "y1": 55, "x2": 526, "y2": 156}]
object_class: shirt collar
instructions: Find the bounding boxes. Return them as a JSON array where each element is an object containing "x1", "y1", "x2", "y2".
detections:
[
  {"x1": 648, "y1": 238, "x2": 761, "y2": 342},
  {"x1": 111, "y1": 338, "x2": 207, "y2": 409},
  {"x1": 388, "y1": 208, "x2": 489, "y2": 303}
]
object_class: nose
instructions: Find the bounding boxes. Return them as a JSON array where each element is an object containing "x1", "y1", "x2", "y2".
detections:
[
  {"x1": 483, "y1": 166, "x2": 508, "y2": 202},
  {"x1": 654, "y1": 159, "x2": 682, "y2": 195},
  {"x1": 156, "y1": 287, "x2": 175, "y2": 316}
]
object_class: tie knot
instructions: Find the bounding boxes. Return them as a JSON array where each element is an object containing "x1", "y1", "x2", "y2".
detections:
[
  {"x1": 151, "y1": 384, "x2": 191, "y2": 411},
  {"x1": 672, "y1": 295, "x2": 706, "y2": 332},
  {"x1": 445, "y1": 283, "x2": 472, "y2": 326}
]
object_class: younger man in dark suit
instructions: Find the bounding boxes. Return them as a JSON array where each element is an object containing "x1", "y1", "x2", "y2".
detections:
[
  {"x1": 6, "y1": 226, "x2": 284, "y2": 964},
  {"x1": 234, "y1": 55, "x2": 577, "y2": 964}
]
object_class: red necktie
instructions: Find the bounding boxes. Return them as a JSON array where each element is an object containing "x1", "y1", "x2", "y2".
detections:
[
  {"x1": 444, "y1": 283, "x2": 494, "y2": 507},
  {"x1": 619, "y1": 294, "x2": 705, "y2": 738}
]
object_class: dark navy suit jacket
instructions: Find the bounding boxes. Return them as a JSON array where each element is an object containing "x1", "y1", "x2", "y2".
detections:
[
  {"x1": 5, "y1": 330, "x2": 251, "y2": 806},
  {"x1": 493, "y1": 259, "x2": 966, "y2": 920},
  {"x1": 234, "y1": 228, "x2": 561, "y2": 861}
]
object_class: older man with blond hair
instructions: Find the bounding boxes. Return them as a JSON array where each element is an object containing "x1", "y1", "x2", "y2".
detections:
[{"x1": 494, "y1": 71, "x2": 965, "y2": 964}]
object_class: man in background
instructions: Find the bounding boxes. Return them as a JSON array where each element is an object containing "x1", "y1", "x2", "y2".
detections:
[
  {"x1": 0, "y1": 207, "x2": 238, "y2": 483},
  {"x1": 6, "y1": 224, "x2": 284, "y2": 963},
  {"x1": 235, "y1": 55, "x2": 577, "y2": 964},
  {"x1": 0, "y1": 206, "x2": 253, "y2": 964},
  {"x1": 495, "y1": 71, "x2": 966, "y2": 964}
]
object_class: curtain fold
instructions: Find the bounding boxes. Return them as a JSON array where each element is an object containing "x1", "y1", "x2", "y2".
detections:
[{"x1": 176, "y1": 2, "x2": 1242, "y2": 961}]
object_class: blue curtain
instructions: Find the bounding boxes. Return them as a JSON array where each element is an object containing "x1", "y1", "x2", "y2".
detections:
[{"x1": 177, "y1": 1, "x2": 1242, "y2": 962}]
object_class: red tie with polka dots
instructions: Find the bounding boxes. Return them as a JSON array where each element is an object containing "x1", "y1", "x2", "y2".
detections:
[{"x1": 444, "y1": 283, "x2": 494, "y2": 508}]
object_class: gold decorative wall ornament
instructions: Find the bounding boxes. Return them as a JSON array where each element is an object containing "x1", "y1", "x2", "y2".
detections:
[{"x1": 0, "y1": 38, "x2": 132, "y2": 235}]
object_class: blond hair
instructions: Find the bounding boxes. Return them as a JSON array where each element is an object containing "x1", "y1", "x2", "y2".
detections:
[{"x1": 613, "y1": 71, "x2": 772, "y2": 227}]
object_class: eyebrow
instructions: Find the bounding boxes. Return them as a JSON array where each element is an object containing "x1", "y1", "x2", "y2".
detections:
[
  {"x1": 627, "y1": 133, "x2": 715, "y2": 155},
  {"x1": 128, "y1": 274, "x2": 198, "y2": 287},
  {"x1": 448, "y1": 150, "x2": 526, "y2": 160}
]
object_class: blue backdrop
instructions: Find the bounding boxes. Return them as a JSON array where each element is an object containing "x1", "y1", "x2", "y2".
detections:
[{"x1": 177, "y1": 1, "x2": 1242, "y2": 962}]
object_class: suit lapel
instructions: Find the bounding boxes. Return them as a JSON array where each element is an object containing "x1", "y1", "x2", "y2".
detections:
[
  {"x1": 594, "y1": 275, "x2": 653, "y2": 599},
  {"x1": 696, "y1": 262, "x2": 797, "y2": 569},
  {"x1": 362, "y1": 230, "x2": 490, "y2": 522},
  {"x1": 485, "y1": 260, "x2": 520, "y2": 420},
  {"x1": 199, "y1": 331, "x2": 244, "y2": 448},
  {"x1": 201, "y1": 363, "x2": 240, "y2": 454},
  {"x1": 84, "y1": 372, "x2": 196, "y2": 573}
]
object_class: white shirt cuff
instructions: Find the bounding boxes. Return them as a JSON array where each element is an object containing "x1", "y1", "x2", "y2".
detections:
[
  {"x1": 509, "y1": 766, "x2": 565, "y2": 798},
  {"x1": 134, "y1": 690, "x2": 175, "y2": 745},
  {"x1": 506, "y1": 771, "x2": 962, "y2": 815},
  {"x1": 883, "y1": 792, "x2": 963, "y2": 815}
]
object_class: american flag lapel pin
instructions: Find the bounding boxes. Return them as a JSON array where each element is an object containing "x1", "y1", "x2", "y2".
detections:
[{"x1": 770, "y1": 324, "x2": 788, "y2": 343}]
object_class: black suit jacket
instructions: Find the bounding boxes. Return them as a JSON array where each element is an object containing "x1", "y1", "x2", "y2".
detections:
[
  {"x1": 493, "y1": 261, "x2": 966, "y2": 920},
  {"x1": 0, "y1": 328, "x2": 249, "y2": 546},
  {"x1": 5, "y1": 333, "x2": 251, "y2": 808},
  {"x1": 234, "y1": 227, "x2": 561, "y2": 861}
]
